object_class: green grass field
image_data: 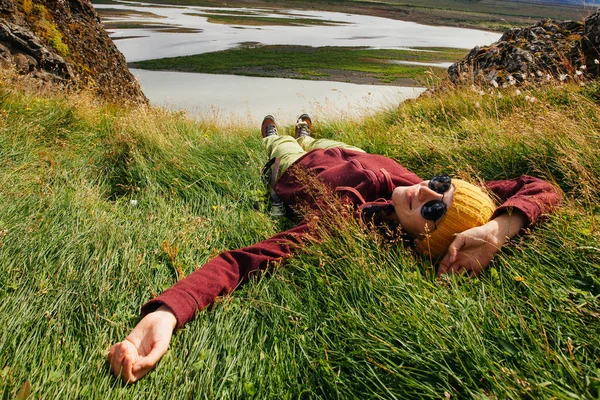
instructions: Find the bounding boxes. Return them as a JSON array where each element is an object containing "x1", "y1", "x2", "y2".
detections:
[
  {"x1": 131, "y1": 45, "x2": 467, "y2": 86},
  {"x1": 0, "y1": 72, "x2": 599, "y2": 398}
]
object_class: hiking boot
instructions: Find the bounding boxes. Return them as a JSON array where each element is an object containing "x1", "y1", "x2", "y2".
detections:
[
  {"x1": 261, "y1": 115, "x2": 278, "y2": 138},
  {"x1": 295, "y1": 113, "x2": 312, "y2": 139}
]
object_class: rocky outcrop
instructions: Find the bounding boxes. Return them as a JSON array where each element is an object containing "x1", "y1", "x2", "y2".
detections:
[
  {"x1": 449, "y1": 9, "x2": 600, "y2": 87},
  {"x1": 0, "y1": 21, "x2": 71, "y2": 79},
  {"x1": 0, "y1": 0, "x2": 147, "y2": 105}
]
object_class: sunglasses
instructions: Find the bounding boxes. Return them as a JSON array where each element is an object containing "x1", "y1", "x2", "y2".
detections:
[{"x1": 421, "y1": 175, "x2": 452, "y2": 224}]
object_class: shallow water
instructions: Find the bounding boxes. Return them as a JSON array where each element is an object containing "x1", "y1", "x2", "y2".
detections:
[
  {"x1": 131, "y1": 69, "x2": 425, "y2": 126},
  {"x1": 95, "y1": 3, "x2": 500, "y2": 62},
  {"x1": 389, "y1": 60, "x2": 455, "y2": 69}
]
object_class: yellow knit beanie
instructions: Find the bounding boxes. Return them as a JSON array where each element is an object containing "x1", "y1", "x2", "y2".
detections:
[{"x1": 414, "y1": 179, "x2": 496, "y2": 261}]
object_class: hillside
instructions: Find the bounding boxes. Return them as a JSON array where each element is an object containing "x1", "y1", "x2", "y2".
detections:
[
  {"x1": 0, "y1": 68, "x2": 599, "y2": 397},
  {"x1": 533, "y1": 0, "x2": 599, "y2": 4},
  {"x1": 104, "y1": 0, "x2": 596, "y2": 31}
]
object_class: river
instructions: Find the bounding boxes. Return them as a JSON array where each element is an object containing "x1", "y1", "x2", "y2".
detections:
[{"x1": 94, "y1": 2, "x2": 500, "y2": 125}]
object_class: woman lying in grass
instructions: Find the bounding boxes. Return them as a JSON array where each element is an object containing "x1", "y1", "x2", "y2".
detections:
[{"x1": 108, "y1": 114, "x2": 562, "y2": 383}]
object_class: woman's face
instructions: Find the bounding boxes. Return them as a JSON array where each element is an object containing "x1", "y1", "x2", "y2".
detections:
[{"x1": 391, "y1": 181, "x2": 455, "y2": 238}]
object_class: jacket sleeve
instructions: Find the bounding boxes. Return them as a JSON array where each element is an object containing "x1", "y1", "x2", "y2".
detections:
[
  {"x1": 140, "y1": 222, "x2": 311, "y2": 329},
  {"x1": 485, "y1": 175, "x2": 563, "y2": 226}
]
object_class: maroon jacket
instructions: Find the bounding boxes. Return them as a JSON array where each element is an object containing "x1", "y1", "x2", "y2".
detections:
[{"x1": 142, "y1": 148, "x2": 562, "y2": 328}]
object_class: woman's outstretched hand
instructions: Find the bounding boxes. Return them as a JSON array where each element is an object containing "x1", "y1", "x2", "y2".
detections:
[
  {"x1": 437, "y1": 223, "x2": 500, "y2": 277},
  {"x1": 438, "y1": 211, "x2": 528, "y2": 277},
  {"x1": 108, "y1": 305, "x2": 177, "y2": 383}
]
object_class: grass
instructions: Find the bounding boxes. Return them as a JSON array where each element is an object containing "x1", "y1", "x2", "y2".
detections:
[
  {"x1": 102, "y1": 20, "x2": 203, "y2": 32},
  {"x1": 361, "y1": 0, "x2": 592, "y2": 21},
  {"x1": 187, "y1": 12, "x2": 348, "y2": 26},
  {"x1": 131, "y1": 45, "x2": 468, "y2": 86},
  {"x1": 0, "y1": 71, "x2": 599, "y2": 398}
]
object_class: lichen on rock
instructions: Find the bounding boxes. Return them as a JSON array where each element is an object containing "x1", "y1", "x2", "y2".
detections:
[
  {"x1": 448, "y1": 9, "x2": 600, "y2": 87},
  {"x1": 0, "y1": 0, "x2": 148, "y2": 105}
]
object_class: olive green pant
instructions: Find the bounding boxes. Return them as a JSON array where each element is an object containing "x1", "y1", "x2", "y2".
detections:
[{"x1": 262, "y1": 135, "x2": 364, "y2": 178}]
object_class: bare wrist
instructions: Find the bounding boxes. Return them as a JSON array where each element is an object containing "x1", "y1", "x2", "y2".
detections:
[
  {"x1": 492, "y1": 211, "x2": 528, "y2": 246},
  {"x1": 156, "y1": 305, "x2": 178, "y2": 330}
]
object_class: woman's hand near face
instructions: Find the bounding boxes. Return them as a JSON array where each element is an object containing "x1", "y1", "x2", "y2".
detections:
[
  {"x1": 108, "y1": 305, "x2": 177, "y2": 383},
  {"x1": 438, "y1": 211, "x2": 528, "y2": 277}
]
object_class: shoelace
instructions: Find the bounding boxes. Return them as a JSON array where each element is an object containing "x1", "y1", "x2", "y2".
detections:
[
  {"x1": 296, "y1": 121, "x2": 310, "y2": 136},
  {"x1": 265, "y1": 125, "x2": 277, "y2": 136}
]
